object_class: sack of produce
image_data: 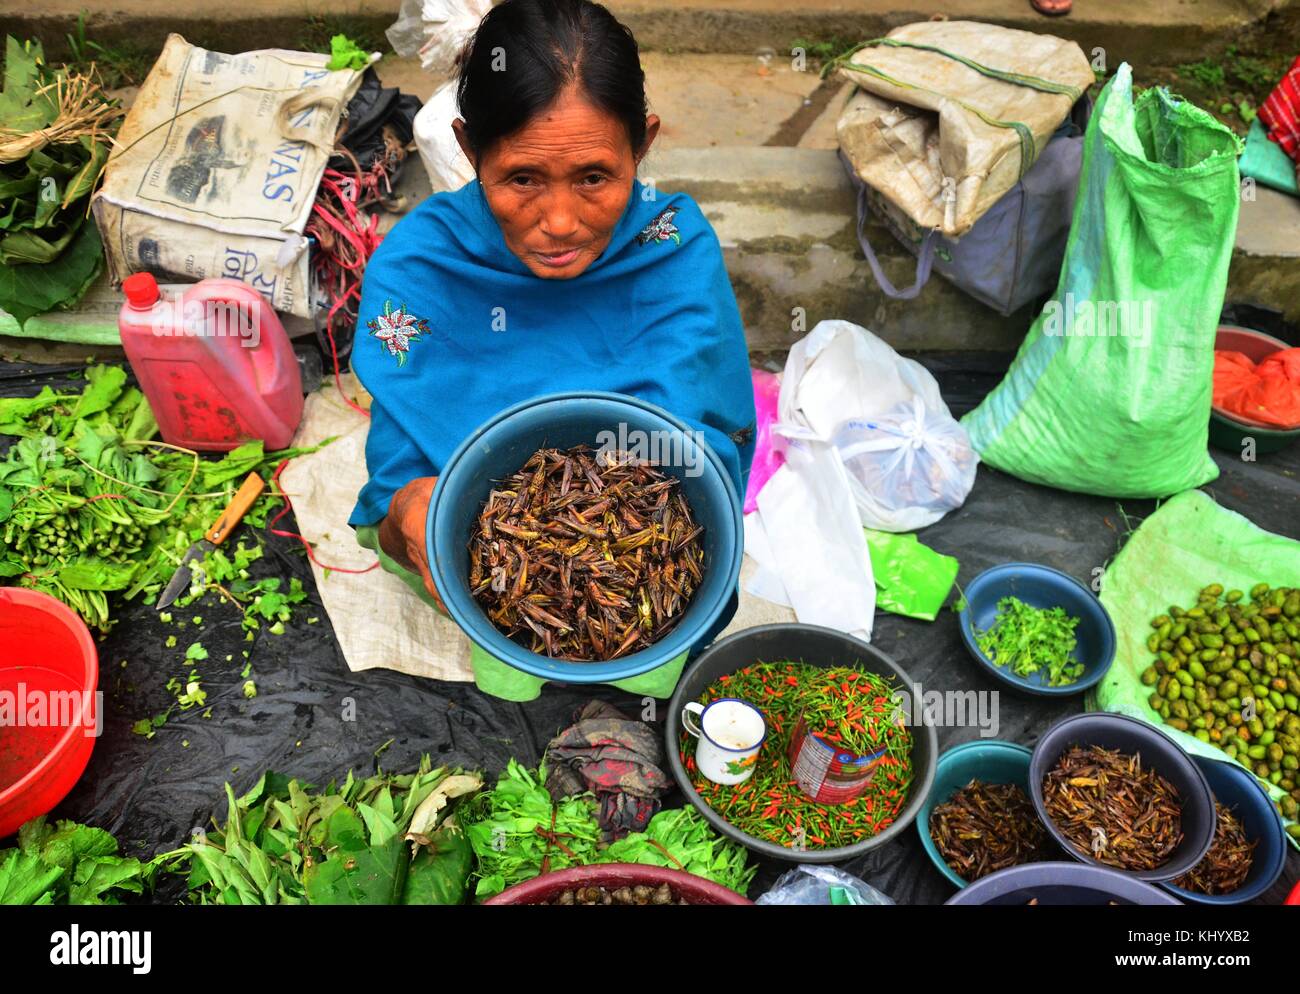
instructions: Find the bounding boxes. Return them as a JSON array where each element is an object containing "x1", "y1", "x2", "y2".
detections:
[
  {"x1": 961, "y1": 65, "x2": 1242, "y2": 498},
  {"x1": 1096, "y1": 489, "x2": 1300, "y2": 843},
  {"x1": 91, "y1": 35, "x2": 364, "y2": 318},
  {"x1": 833, "y1": 20, "x2": 1094, "y2": 239}
]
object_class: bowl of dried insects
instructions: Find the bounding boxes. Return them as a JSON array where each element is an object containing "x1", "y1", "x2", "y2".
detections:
[
  {"x1": 920, "y1": 740, "x2": 1054, "y2": 888},
  {"x1": 428, "y1": 392, "x2": 743, "y2": 684},
  {"x1": 1158, "y1": 755, "x2": 1287, "y2": 904},
  {"x1": 1029, "y1": 712, "x2": 1217, "y2": 882}
]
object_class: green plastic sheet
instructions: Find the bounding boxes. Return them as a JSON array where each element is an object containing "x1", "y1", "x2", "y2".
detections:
[
  {"x1": 864, "y1": 529, "x2": 959, "y2": 622},
  {"x1": 1096, "y1": 489, "x2": 1299, "y2": 843},
  {"x1": 962, "y1": 65, "x2": 1242, "y2": 499}
]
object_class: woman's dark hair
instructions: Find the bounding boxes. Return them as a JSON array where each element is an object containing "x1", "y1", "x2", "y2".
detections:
[{"x1": 456, "y1": 0, "x2": 648, "y2": 159}]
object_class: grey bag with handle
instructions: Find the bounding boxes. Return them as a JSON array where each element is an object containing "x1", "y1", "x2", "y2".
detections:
[{"x1": 844, "y1": 98, "x2": 1090, "y2": 316}]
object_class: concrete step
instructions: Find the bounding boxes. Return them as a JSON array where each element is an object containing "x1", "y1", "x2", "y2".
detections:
[
  {"x1": 642, "y1": 145, "x2": 1300, "y2": 352},
  {"x1": 6, "y1": 0, "x2": 1296, "y2": 69}
]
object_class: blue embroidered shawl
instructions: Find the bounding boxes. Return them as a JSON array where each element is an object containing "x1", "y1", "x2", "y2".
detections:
[{"x1": 348, "y1": 179, "x2": 756, "y2": 527}]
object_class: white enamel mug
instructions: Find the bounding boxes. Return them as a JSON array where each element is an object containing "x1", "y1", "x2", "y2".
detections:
[{"x1": 682, "y1": 698, "x2": 767, "y2": 785}]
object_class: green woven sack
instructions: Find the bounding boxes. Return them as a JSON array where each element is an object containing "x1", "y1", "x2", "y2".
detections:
[{"x1": 962, "y1": 65, "x2": 1243, "y2": 498}]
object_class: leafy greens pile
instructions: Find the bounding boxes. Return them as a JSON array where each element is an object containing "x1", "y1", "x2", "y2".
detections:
[
  {"x1": 0, "y1": 36, "x2": 122, "y2": 326},
  {"x1": 0, "y1": 816, "x2": 150, "y2": 905},
  {"x1": 462, "y1": 760, "x2": 756, "y2": 898},
  {"x1": 0, "y1": 364, "x2": 321, "y2": 631},
  {"x1": 157, "y1": 758, "x2": 483, "y2": 905},
  {"x1": 975, "y1": 595, "x2": 1083, "y2": 686}
]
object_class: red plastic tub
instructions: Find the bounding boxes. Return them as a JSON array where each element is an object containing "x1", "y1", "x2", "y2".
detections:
[
  {"x1": 0, "y1": 589, "x2": 99, "y2": 838},
  {"x1": 482, "y1": 864, "x2": 753, "y2": 905}
]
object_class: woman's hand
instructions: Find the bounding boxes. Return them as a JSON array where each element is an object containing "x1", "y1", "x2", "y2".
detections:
[{"x1": 377, "y1": 476, "x2": 445, "y2": 611}]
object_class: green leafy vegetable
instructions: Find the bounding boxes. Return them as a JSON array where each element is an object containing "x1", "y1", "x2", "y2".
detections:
[
  {"x1": 975, "y1": 595, "x2": 1083, "y2": 686},
  {"x1": 597, "y1": 807, "x2": 755, "y2": 894},
  {"x1": 0, "y1": 364, "x2": 329, "y2": 633},
  {"x1": 461, "y1": 760, "x2": 602, "y2": 898},
  {"x1": 156, "y1": 759, "x2": 483, "y2": 905},
  {"x1": 0, "y1": 37, "x2": 121, "y2": 326},
  {"x1": 0, "y1": 816, "x2": 148, "y2": 905},
  {"x1": 461, "y1": 761, "x2": 755, "y2": 898},
  {"x1": 326, "y1": 34, "x2": 370, "y2": 71}
]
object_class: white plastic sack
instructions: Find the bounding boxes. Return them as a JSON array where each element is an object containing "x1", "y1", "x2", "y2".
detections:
[
  {"x1": 749, "y1": 440, "x2": 877, "y2": 639},
  {"x1": 387, "y1": 0, "x2": 493, "y2": 74},
  {"x1": 778, "y1": 320, "x2": 977, "y2": 532},
  {"x1": 756, "y1": 865, "x2": 895, "y2": 905},
  {"x1": 415, "y1": 81, "x2": 476, "y2": 193}
]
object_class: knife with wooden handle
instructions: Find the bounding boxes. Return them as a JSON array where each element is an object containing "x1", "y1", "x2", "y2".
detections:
[{"x1": 156, "y1": 471, "x2": 266, "y2": 610}]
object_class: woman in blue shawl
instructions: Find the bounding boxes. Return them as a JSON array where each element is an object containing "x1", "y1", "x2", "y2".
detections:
[{"x1": 350, "y1": 0, "x2": 755, "y2": 692}]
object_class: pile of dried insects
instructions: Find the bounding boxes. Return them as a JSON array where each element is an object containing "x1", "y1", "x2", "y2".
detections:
[
  {"x1": 1042, "y1": 744, "x2": 1184, "y2": 872},
  {"x1": 468, "y1": 444, "x2": 704, "y2": 660}
]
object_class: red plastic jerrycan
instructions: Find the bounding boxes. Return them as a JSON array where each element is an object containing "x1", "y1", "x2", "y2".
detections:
[{"x1": 118, "y1": 274, "x2": 304, "y2": 451}]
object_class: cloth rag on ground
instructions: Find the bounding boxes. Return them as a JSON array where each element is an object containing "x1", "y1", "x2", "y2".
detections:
[{"x1": 544, "y1": 701, "x2": 671, "y2": 840}]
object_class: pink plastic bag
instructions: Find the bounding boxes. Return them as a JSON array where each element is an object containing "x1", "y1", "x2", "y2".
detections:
[{"x1": 744, "y1": 368, "x2": 784, "y2": 513}]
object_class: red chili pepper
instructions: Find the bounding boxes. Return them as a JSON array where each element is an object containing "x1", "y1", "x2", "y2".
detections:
[{"x1": 785, "y1": 676, "x2": 799, "y2": 686}]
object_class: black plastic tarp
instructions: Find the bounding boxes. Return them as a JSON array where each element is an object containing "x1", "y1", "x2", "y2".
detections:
[{"x1": 4, "y1": 356, "x2": 1298, "y2": 905}]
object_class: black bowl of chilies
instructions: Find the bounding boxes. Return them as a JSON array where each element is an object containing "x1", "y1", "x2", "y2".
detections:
[
  {"x1": 1029, "y1": 713, "x2": 1217, "y2": 882},
  {"x1": 666, "y1": 623, "x2": 938, "y2": 864}
]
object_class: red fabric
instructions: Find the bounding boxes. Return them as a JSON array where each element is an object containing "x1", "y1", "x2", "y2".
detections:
[
  {"x1": 1259, "y1": 55, "x2": 1300, "y2": 164},
  {"x1": 1213, "y1": 348, "x2": 1300, "y2": 428}
]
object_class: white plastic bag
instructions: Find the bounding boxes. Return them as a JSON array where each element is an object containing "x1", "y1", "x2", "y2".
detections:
[
  {"x1": 749, "y1": 439, "x2": 876, "y2": 639},
  {"x1": 777, "y1": 320, "x2": 977, "y2": 532},
  {"x1": 387, "y1": 0, "x2": 493, "y2": 73},
  {"x1": 415, "y1": 81, "x2": 476, "y2": 193},
  {"x1": 756, "y1": 865, "x2": 895, "y2": 905}
]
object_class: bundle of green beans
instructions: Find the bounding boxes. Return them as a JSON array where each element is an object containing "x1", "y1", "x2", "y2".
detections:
[{"x1": 1140, "y1": 582, "x2": 1300, "y2": 839}]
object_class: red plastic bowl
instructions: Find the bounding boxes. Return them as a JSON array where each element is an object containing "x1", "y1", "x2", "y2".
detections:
[
  {"x1": 0, "y1": 589, "x2": 99, "y2": 838},
  {"x1": 1288, "y1": 879, "x2": 1300, "y2": 906},
  {"x1": 482, "y1": 863, "x2": 753, "y2": 905}
]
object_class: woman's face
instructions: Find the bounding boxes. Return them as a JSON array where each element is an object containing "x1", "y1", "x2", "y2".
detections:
[{"x1": 455, "y1": 86, "x2": 659, "y2": 280}]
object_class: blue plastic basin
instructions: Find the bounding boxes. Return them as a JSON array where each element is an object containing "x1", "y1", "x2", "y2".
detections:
[
  {"x1": 945, "y1": 861, "x2": 1183, "y2": 905},
  {"x1": 917, "y1": 740, "x2": 1037, "y2": 888},
  {"x1": 427, "y1": 392, "x2": 743, "y2": 684},
  {"x1": 1158, "y1": 755, "x2": 1288, "y2": 905},
  {"x1": 958, "y1": 562, "x2": 1116, "y2": 696}
]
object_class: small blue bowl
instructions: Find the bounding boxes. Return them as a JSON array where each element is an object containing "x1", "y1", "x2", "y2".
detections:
[
  {"x1": 946, "y1": 862, "x2": 1182, "y2": 905},
  {"x1": 1158, "y1": 756, "x2": 1288, "y2": 904},
  {"x1": 917, "y1": 740, "x2": 1038, "y2": 888},
  {"x1": 958, "y1": 562, "x2": 1116, "y2": 696}
]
